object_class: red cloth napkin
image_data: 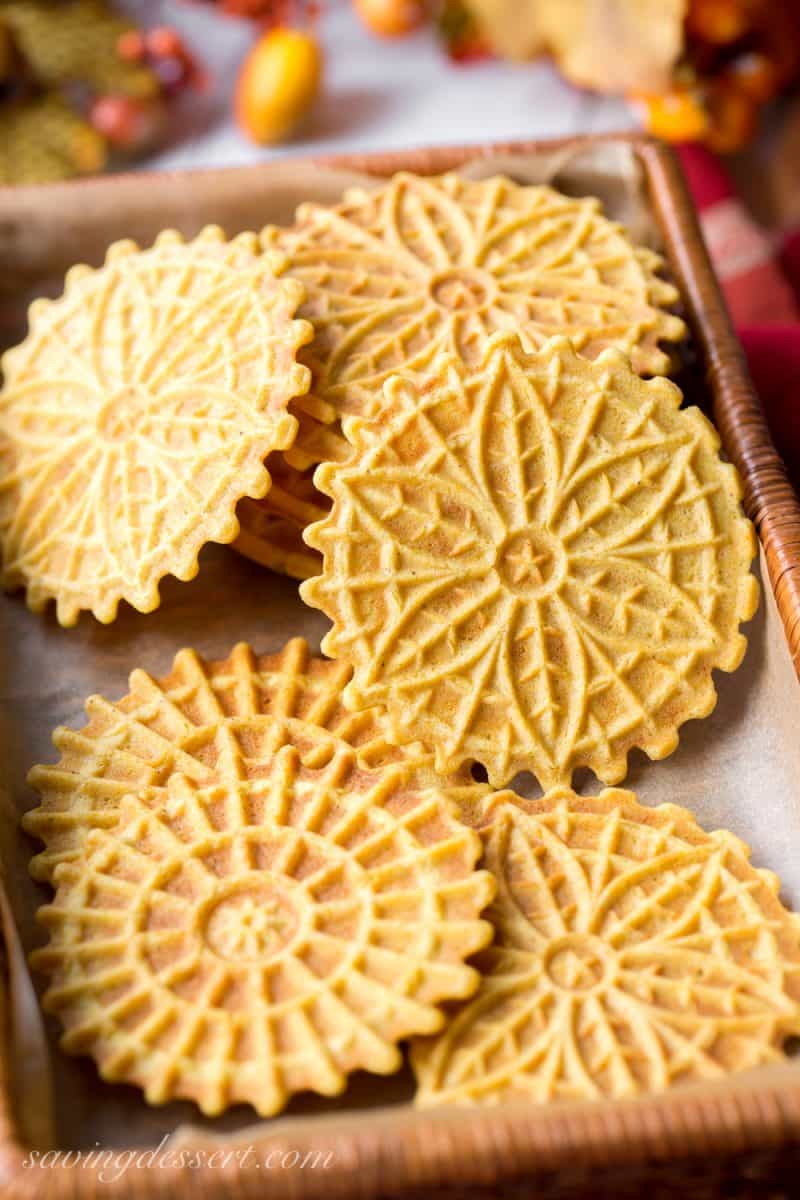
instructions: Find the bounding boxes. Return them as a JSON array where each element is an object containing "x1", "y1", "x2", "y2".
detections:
[{"x1": 676, "y1": 143, "x2": 800, "y2": 489}]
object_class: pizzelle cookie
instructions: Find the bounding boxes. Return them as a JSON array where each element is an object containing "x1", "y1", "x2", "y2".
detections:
[
  {"x1": 0, "y1": 227, "x2": 312, "y2": 625},
  {"x1": 246, "y1": 455, "x2": 328, "y2": 530},
  {"x1": 31, "y1": 750, "x2": 496, "y2": 1116},
  {"x1": 25, "y1": 638, "x2": 485, "y2": 884},
  {"x1": 302, "y1": 334, "x2": 758, "y2": 789},
  {"x1": 233, "y1": 504, "x2": 322, "y2": 581},
  {"x1": 263, "y1": 172, "x2": 685, "y2": 450},
  {"x1": 234, "y1": 455, "x2": 326, "y2": 580},
  {"x1": 284, "y1": 405, "x2": 352, "y2": 472},
  {"x1": 412, "y1": 787, "x2": 800, "y2": 1106}
]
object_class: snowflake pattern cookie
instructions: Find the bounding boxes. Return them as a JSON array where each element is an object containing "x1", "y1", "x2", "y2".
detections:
[
  {"x1": 264, "y1": 171, "x2": 685, "y2": 427},
  {"x1": 32, "y1": 756, "x2": 495, "y2": 1116},
  {"x1": 0, "y1": 227, "x2": 312, "y2": 625},
  {"x1": 412, "y1": 788, "x2": 800, "y2": 1106},
  {"x1": 303, "y1": 334, "x2": 758, "y2": 788}
]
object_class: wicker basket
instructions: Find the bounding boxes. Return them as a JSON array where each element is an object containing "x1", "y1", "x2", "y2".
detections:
[{"x1": 1, "y1": 134, "x2": 799, "y2": 1198}]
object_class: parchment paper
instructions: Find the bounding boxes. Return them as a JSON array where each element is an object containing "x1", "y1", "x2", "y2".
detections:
[{"x1": 1, "y1": 142, "x2": 798, "y2": 1152}]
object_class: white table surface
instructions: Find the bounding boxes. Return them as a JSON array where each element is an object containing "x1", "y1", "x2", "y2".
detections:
[{"x1": 127, "y1": 0, "x2": 636, "y2": 171}]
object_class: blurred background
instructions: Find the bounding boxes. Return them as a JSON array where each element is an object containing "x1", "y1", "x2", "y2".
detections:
[
  {"x1": 0, "y1": 0, "x2": 798, "y2": 196},
  {"x1": 2, "y1": 1, "x2": 800, "y2": 479}
]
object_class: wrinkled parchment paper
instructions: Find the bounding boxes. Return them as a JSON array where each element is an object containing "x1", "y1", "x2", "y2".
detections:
[{"x1": 0, "y1": 142, "x2": 798, "y2": 1152}]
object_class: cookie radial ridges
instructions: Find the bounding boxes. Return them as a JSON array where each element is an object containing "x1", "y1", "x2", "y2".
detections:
[
  {"x1": 0, "y1": 227, "x2": 312, "y2": 625},
  {"x1": 412, "y1": 788, "x2": 800, "y2": 1107},
  {"x1": 32, "y1": 756, "x2": 495, "y2": 1116},
  {"x1": 24, "y1": 638, "x2": 484, "y2": 883},
  {"x1": 302, "y1": 334, "x2": 758, "y2": 788}
]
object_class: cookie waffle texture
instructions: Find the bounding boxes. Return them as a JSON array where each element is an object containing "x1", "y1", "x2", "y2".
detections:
[
  {"x1": 24, "y1": 638, "x2": 485, "y2": 884},
  {"x1": 31, "y1": 755, "x2": 495, "y2": 1116},
  {"x1": 263, "y1": 171, "x2": 686, "y2": 468},
  {"x1": 0, "y1": 227, "x2": 312, "y2": 625},
  {"x1": 412, "y1": 787, "x2": 800, "y2": 1107},
  {"x1": 302, "y1": 334, "x2": 758, "y2": 789}
]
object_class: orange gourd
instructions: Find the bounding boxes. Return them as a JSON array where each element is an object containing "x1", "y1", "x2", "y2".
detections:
[
  {"x1": 235, "y1": 28, "x2": 322, "y2": 145},
  {"x1": 353, "y1": 0, "x2": 426, "y2": 38}
]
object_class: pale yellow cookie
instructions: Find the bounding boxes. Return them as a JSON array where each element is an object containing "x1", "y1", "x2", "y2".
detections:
[
  {"x1": 302, "y1": 334, "x2": 758, "y2": 789},
  {"x1": 24, "y1": 638, "x2": 486, "y2": 884},
  {"x1": 31, "y1": 755, "x2": 495, "y2": 1116},
  {"x1": 0, "y1": 227, "x2": 312, "y2": 625},
  {"x1": 412, "y1": 787, "x2": 800, "y2": 1107}
]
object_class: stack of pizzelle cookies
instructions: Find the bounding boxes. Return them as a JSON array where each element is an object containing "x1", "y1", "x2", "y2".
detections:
[{"x1": 4, "y1": 171, "x2": 799, "y2": 1120}]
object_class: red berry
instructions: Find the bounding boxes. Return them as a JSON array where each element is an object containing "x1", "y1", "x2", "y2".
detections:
[
  {"x1": 117, "y1": 30, "x2": 145, "y2": 62},
  {"x1": 89, "y1": 95, "x2": 165, "y2": 151},
  {"x1": 89, "y1": 95, "x2": 135, "y2": 143},
  {"x1": 146, "y1": 27, "x2": 183, "y2": 59}
]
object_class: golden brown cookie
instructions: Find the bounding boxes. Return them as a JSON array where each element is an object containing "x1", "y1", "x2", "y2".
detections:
[
  {"x1": 24, "y1": 638, "x2": 483, "y2": 883},
  {"x1": 302, "y1": 334, "x2": 758, "y2": 788},
  {"x1": 31, "y1": 755, "x2": 495, "y2": 1116},
  {"x1": 253, "y1": 455, "x2": 328, "y2": 528},
  {"x1": 234, "y1": 455, "x2": 326, "y2": 580},
  {"x1": 0, "y1": 227, "x2": 311, "y2": 625},
  {"x1": 283, "y1": 407, "x2": 351, "y2": 472},
  {"x1": 264, "y1": 171, "x2": 685, "y2": 438},
  {"x1": 412, "y1": 787, "x2": 800, "y2": 1107},
  {"x1": 233, "y1": 503, "x2": 322, "y2": 581}
]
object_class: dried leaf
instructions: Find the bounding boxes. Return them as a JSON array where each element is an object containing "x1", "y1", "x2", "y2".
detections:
[{"x1": 466, "y1": 0, "x2": 687, "y2": 93}]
